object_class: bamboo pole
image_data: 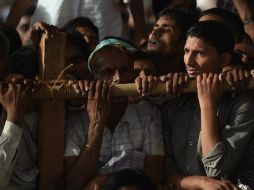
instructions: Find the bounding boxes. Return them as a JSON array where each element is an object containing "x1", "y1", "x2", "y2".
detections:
[{"x1": 31, "y1": 78, "x2": 254, "y2": 101}]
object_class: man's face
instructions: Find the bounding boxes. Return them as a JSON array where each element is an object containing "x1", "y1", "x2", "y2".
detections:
[
  {"x1": 93, "y1": 48, "x2": 134, "y2": 84},
  {"x1": 76, "y1": 26, "x2": 99, "y2": 51},
  {"x1": 133, "y1": 59, "x2": 156, "y2": 77},
  {"x1": 147, "y1": 16, "x2": 182, "y2": 56},
  {"x1": 65, "y1": 44, "x2": 89, "y2": 80},
  {"x1": 184, "y1": 36, "x2": 222, "y2": 79},
  {"x1": 17, "y1": 15, "x2": 31, "y2": 45}
]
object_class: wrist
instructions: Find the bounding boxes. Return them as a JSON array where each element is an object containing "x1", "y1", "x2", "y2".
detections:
[
  {"x1": 7, "y1": 113, "x2": 23, "y2": 126},
  {"x1": 199, "y1": 99, "x2": 217, "y2": 109},
  {"x1": 89, "y1": 120, "x2": 105, "y2": 130},
  {"x1": 87, "y1": 122, "x2": 104, "y2": 146},
  {"x1": 197, "y1": 176, "x2": 207, "y2": 189}
]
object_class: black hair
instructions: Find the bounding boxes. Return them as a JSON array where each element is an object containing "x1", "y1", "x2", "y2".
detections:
[
  {"x1": 63, "y1": 17, "x2": 99, "y2": 37},
  {"x1": 152, "y1": 0, "x2": 172, "y2": 19},
  {"x1": 159, "y1": 7, "x2": 197, "y2": 41},
  {"x1": 199, "y1": 8, "x2": 244, "y2": 43},
  {"x1": 10, "y1": 45, "x2": 39, "y2": 79},
  {"x1": 66, "y1": 31, "x2": 91, "y2": 60},
  {"x1": 0, "y1": 24, "x2": 22, "y2": 54},
  {"x1": 187, "y1": 20, "x2": 234, "y2": 54},
  {"x1": 103, "y1": 169, "x2": 156, "y2": 190}
]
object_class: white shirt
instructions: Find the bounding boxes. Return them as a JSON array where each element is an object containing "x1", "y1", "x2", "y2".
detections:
[
  {"x1": 0, "y1": 112, "x2": 39, "y2": 190},
  {"x1": 196, "y1": 0, "x2": 217, "y2": 11},
  {"x1": 31, "y1": 0, "x2": 123, "y2": 39},
  {"x1": 0, "y1": 121, "x2": 23, "y2": 189}
]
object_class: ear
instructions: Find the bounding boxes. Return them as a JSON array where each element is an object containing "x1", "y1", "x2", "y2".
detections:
[{"x1": 219, "y1": 52, "x2": 232, "y2": 67}]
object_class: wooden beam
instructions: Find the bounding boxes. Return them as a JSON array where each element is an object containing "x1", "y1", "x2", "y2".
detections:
[
  {"x1": 29, "y1": 78, "x2": 254, "y2": 100},
  {"x1": 38, "y1": 33, "x2": 66, "y2": 190}
]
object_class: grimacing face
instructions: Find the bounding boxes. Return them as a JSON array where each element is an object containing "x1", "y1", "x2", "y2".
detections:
[
  {"x1": 92, "y1": 47, "x2": 134, "y2": 84},
  {"x1": 147, "y1": 16, "x2": 182, "y2": 56},
  {"x1": 184, "y1": 36, "x2": 226, "y2": 79}
]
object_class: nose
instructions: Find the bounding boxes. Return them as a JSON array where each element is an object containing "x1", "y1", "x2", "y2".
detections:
[
  {"x1": 151, "y1": 27, "x2": 163, "y2": 37},
  {"x1": 184, "y1": 51, "x2": 195, "y2": 66},
  {"x1": 112, "y1": 70, "x2": 121, "y2": 84}
]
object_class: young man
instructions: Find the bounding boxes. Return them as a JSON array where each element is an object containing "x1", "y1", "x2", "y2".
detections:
[
  {"x1": 63, "y1": 17, "x2": 99, "y2": 51},
  {"x1": 146, "y1": 7, "x2": 196, "y2": 75},
  {"x1": 64, "y1": 38, "x2": 165, "y2": 190},
  {"x1": 163, "y1": 21, "x2": 254, "y2": 190}
]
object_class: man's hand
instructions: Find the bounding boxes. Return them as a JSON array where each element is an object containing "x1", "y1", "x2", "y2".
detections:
[
  {"x1": 87, "y1": 81, "x2": 111, "y2": 126},
  {"x1": 199, "y1": 176, "x2": 239, "y2": 190},
  {"x1": 160, "y1": 73, "x2": 189, "y2": 96},
  {"x1": 135, "y1": 73, "x2": 159, "y2": 96},
  {"x1": 197, "y1": 73, "x2": 224, "y2": 108},
  {"x1": 68, "y1": 80, "x2": 90, "y2": 95},
  {"x1": 0, "y1": 81, "x2": 32, "y2": 125},
  {"x1": 31, "y1": 22, "x2": 59, "y2": 46},
  {"x1": 222, "y1": 68, "x2": 250, "y2": 91}
]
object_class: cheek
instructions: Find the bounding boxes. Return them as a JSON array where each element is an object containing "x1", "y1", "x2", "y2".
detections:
[{"x1": 198, "y1": 57, "x2": 218, "y2": 72}]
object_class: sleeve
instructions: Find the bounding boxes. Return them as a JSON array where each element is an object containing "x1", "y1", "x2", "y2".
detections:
[
  {"x1": 200, "y1": 97, "x2": 254, "y2": 178},
  {"x1": 142, "y1": 103, "x2": 165, "y2": 156},
  {"x1": 0, "y1": 121, "x2": 23, "y2": 184}
]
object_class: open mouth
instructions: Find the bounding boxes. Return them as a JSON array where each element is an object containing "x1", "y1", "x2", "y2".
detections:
[
  {"x1": 148, "y1": 39, "x2": 158, "y2": 46},
  {"x1": 187, "y1": 69, "x2": 199, "y2": 78}
]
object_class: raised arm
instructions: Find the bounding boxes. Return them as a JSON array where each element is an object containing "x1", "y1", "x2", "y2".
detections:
[
  {"x1": 64, "y1": 80, "x2": 111, "y2": 190},
  {"x1": 233, "y1": 0, "x2": 254, "y2": 42},
  {"x1": 127, "y1": 0, "x2": 147, "y2": 45},
  {"x1": 6, "y1": 0, "x2": 33, "y2": 28},
  {"x1": 0, "y1": 80, "x2": 32, "y2": 187}
]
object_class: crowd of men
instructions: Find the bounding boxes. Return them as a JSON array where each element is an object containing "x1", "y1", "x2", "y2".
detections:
[{"x1": 1, "y1": 0, "x2": 254, "y2": 190}]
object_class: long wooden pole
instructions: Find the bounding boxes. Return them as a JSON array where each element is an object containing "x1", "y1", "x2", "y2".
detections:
[{"x1": 31, "y1": 79, "x2": 254, "y2": 100}]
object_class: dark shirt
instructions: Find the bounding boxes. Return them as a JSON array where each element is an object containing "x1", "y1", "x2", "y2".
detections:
[{"x1": 162, "y1": 93, "x2": 254, "y2": 179}]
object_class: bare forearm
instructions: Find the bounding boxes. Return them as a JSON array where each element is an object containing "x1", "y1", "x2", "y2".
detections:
[
  {"x1": 6, "y1": 0, "x2": 33, "y2": 28},
  {"x1": 129, "y1": 0, "x2": 146, "y2": 43},
  {"x1": 200, "y1": 104, "x2": 220, "y2": 156},
  {"x1": 166, "y1": 173, "x2": 203, "y2": 190},
  {"x1": 65, "y1": 122, "x2": 104, "y2": 190},
  {"x1": 233, "y1": 0, "x2": 252, "y2": 20}
]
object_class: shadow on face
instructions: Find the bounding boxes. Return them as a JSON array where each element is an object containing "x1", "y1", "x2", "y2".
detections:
[{"x1": 91, "y1": 45, "x2": 135, "y2": 84}]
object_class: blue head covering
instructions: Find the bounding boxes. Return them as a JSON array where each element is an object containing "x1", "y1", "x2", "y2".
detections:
[{"x1": 88, "y1": 37, "x2": 138, "y2": 71}]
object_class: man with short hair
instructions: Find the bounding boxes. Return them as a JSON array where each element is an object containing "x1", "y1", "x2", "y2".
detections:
[
  {"x1": 146, "y1": 7, "x2": 196, "y2": 75},
  {"x1": 64, "y1": 38, "x2": 165, "y2": 190},
  {"x1": 163, "y1": 21, "x2": 254, "y2": 190}
]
